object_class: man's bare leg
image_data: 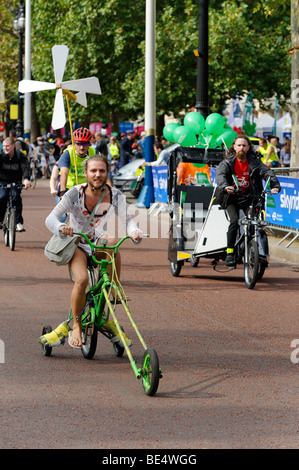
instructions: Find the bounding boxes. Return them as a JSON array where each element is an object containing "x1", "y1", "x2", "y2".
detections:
[{"x1": 69, "y1": 248, "x2": 89, "y2": 347}]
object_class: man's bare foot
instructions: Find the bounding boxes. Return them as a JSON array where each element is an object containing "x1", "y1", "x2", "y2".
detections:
[{"x1": 68, "y1": 326, "x2": 82, "y2": 348}]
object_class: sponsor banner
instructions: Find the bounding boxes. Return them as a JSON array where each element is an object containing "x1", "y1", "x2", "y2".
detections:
[
  {"x1": 151, "y1": 166, "x2": 168, "y2": 203},
  {"x1": 266, "y1": 176, "x2": 299, "y2": 229}
]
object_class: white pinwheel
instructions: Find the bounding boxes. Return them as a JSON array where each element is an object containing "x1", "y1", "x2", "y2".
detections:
[{"x1": 18, "y1": 45, "x2": 101, "y2": 130}]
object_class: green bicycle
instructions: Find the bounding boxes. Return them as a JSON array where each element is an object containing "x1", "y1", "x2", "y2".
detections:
[{"x1": 39, "y1": 233, "x2": 162, "y2": 397}]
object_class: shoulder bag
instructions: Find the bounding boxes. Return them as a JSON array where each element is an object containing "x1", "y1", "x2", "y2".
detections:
[{"x1": 44, "y1": 187, "x2": 106, "y2": 265}]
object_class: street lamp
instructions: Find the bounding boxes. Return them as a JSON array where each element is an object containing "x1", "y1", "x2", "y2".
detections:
[
  {"x1": 13, "y1": 0, "x2": 25, "y2": 137},
  {"x1": 195, "y1": 0, "x2": 209, "y2": 119}
]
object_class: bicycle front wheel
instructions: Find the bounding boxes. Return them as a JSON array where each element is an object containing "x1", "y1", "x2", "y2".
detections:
[
  {"x1": 244, "y1": 239, "x2": 259, "y2": 289},
  {"x1": 81, "y1": 323, "x2": 98, "y2": 360},
  {"x1": 9, "y1": 208, "x2": 16, "y2": 251},
  {"x1": 3, "y1": 211, "x2": 9, "y2": 247},
  {"x1": 170, "y1": 260, "x2": 183, "y2": 277},
  {"x1": 141, "y1": 348, "x2": 160, "y2": 396}
]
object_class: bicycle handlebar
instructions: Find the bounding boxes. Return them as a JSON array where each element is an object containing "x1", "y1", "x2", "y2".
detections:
[
  {"x1": 0, "y1": 182, "x2": 25, "y2": 189},
  {"x1": 73, "y1": 232, "x2": 147, "y2": 253}
]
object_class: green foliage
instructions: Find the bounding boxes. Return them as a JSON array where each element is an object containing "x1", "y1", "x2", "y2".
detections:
[{"x1": 0, "y1": 0, "x2": 292, "y2": 131}]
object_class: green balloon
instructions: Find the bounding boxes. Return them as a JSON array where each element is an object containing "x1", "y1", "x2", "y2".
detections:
[
  {"x1": 216, "y1": 129, "x2": 237, "y2": 147},
  {"x1": 163, "y1": 123, "x2": 181, "y2": 142},
  {"x1": 184, "y1": 112, "x2": 205, "y2": 134},
  {"x1": 174, "y1": 126, "x2": 197, "y2": 146},
  {"x1": 205, "y1": 113, "x2": 225, "y2": 136}
]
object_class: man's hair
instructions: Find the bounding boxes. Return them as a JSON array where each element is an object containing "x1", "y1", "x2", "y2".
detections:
[
  {"x1": 228, "y1": 135, "x2": 254, "y2": 155},
  {"x1": 9, "y1": 130, "x2": 16, "y2": 138},
  {"x1": 4, "y1": 137, "x2": 15, "y2": 146},
  {"x1": 85, "y1": 154, "x2": 109, "y2": 172},
  {"x1": 154, "y1": 142, "x2": 164, "y2": 151}
]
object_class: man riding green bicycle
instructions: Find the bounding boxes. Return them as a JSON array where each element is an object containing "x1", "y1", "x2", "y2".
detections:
[{"x1": 45, "y1": 154, "x2": 142, "y2": 348}]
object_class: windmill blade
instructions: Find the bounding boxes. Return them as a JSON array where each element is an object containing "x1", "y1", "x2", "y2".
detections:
[
  {"x1": 51, "y1": 88, "x2": 66, "y2": 130},
  {"x1": 18, "y1": 79, "x2": 56, "y2": 93},
  {"x1": 75, "y1": 91, "x2": 87, "y2": 108},
  {"x1": 62, "y1": 77, "x2": 101, "y2": 95},
  {"x1": 52, "y1": 45, "x2": 69, "y2": 83}
]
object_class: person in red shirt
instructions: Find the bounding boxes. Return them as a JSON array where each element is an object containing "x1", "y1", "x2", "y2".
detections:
[{"x1": 216, "y1": 136, "x2": 280, "y2": 267}]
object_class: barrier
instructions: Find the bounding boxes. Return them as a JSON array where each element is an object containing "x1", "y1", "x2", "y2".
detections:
[
  {"x1": 148, "y1": 166, "x2": 168, "y2": 216},
  {"x1": 266, "y1": 176, "x2": 299, "y2": 228}
]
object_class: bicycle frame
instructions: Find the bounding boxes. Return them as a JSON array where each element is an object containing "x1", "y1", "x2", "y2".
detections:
[{"x1": 68, "y1": 233, "x2": 149, "y2": 379}]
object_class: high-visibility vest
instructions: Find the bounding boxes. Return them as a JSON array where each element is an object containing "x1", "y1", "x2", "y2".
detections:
[
  {"x1": 109, "y1": 142, "x2": 120, "y2": 158},
  {"x1": 66, "y1": 145, "x2": 96, "y2": 188},
  {"x1": 259, "y1": 143, "x2": 278, "y2": 163}
]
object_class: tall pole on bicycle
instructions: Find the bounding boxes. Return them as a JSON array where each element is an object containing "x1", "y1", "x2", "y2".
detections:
[{"x1": 136, "y1": 0, "x2": 156, "y2": 208}]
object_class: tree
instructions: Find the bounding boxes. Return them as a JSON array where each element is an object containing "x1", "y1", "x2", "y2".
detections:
[{"x1": 0, "y1": 1, "x2": 22, "y2": 130}]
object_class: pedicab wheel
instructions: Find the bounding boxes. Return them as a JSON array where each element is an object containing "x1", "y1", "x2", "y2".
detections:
[
  {"x1": 41, "y1": 325, "x2": 52, "y2": 357},
  {"x1": 244, "y1": 239, "x2": 259, "y2": 289},
  {"x1": 170, "y1": 260, "x2": 183, "y2": 277},
  {"x1": 141, "y1": 348, "x2": 160, "y2": 396},
  {"x1": 81, "y1": 324, "x2": 98, "y2": 360},
  {"x1": 257, "y1": 261, "x2": 267, "y2": 281},
  {"x1": 190, "y1": 255, "x2": 199, "y2": 267}
]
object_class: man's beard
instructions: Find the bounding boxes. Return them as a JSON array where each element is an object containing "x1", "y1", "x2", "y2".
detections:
[
  {"x1": 236, "y1": 151, "x2": 247, "y2": 160},
  {"x1": 90, "y1": 178, "x2": 107, "y2": 190}
]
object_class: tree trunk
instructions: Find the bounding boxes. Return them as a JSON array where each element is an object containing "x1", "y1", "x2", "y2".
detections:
[
  {"x1": 110, "y1": 109, "x2": 120, "y2": 135},
  {"x1": 30, "y1": 92, "x2": 40, "y2": 141},
  {"x1": 291, "y1": 0, "x2": 299, "y2": 168}
]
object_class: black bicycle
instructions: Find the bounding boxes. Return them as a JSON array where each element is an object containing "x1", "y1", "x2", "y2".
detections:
[
  {"x1": 234, "y1": 181, "x2": 271, "y2": 289},
  {"x1": 0, "y1": 182, "x2": 23, "y2": 251}
]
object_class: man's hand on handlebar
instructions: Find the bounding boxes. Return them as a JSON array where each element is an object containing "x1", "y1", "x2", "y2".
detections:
[
  {"x1": 270, "y1": 188, "x2": 279, "y2": 194},
  {"x1": 131, "y1": 230, "x2": 143, "y2": 244},
  {"x1": 23, "y1": 179, "x2": 31, "y2": 190},
  {"x1": 60, "y1": 225, "x2": 74, "y2": 237},
  {"x1": 225, "y1": 186, "x2": 236, "y2": 194}
]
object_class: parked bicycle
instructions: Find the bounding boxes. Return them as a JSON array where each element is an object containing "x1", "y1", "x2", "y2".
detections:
[
  {"x1": 39, "y1": 234, "x2": 162, "y2": 396},
  {"x1": 0, "y1": 182, "x2": 24, "y2": 251}
]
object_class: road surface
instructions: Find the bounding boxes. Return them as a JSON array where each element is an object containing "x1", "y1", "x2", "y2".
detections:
[{"x1": 0, "y1": 182, "x2": 298, "y2": 449}]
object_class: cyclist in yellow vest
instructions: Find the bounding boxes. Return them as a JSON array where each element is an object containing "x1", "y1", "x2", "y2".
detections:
[
  {"x1": 109, "y1": 136, "x2": 120, "y2": 159},
  {"x1": 257, "y1": 137, "x2": 280, "y2": 168},
  {"x1": 58, "y1": 127, "x2": 96, "y2": 196}
]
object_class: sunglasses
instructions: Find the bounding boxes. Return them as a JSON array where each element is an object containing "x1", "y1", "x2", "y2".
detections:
[{"x1": 75, "y1": 141, "x2": 89, "y2": 147}]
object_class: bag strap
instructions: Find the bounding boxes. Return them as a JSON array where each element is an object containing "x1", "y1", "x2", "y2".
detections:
[{"x1": 81, "y1": 185, "x2": 107, "y2": 234}]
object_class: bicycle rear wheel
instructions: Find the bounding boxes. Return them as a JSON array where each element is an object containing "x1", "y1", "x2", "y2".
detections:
[
  {"x1": 81, "y1": 300, "x2": 98, "y2": 360},
  {"x1": 9, "y1": 208, "x2": 16, "y2": 251},
  {"x1": 244, "y1": 239, "x2": 259, "y2": 289}
]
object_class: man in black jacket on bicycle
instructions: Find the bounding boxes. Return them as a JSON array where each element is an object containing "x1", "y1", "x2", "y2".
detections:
[
  {"x1": 216, "y1": 136, "x2": 280, "y2": 267},
  {"x1": 0, "y1": 137, "x2": 31, "y2": 232}
]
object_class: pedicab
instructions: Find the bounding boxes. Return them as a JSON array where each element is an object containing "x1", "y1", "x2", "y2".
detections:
[{"x1": 167, "y1": 146, "x2": 271, "y2": 289}]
